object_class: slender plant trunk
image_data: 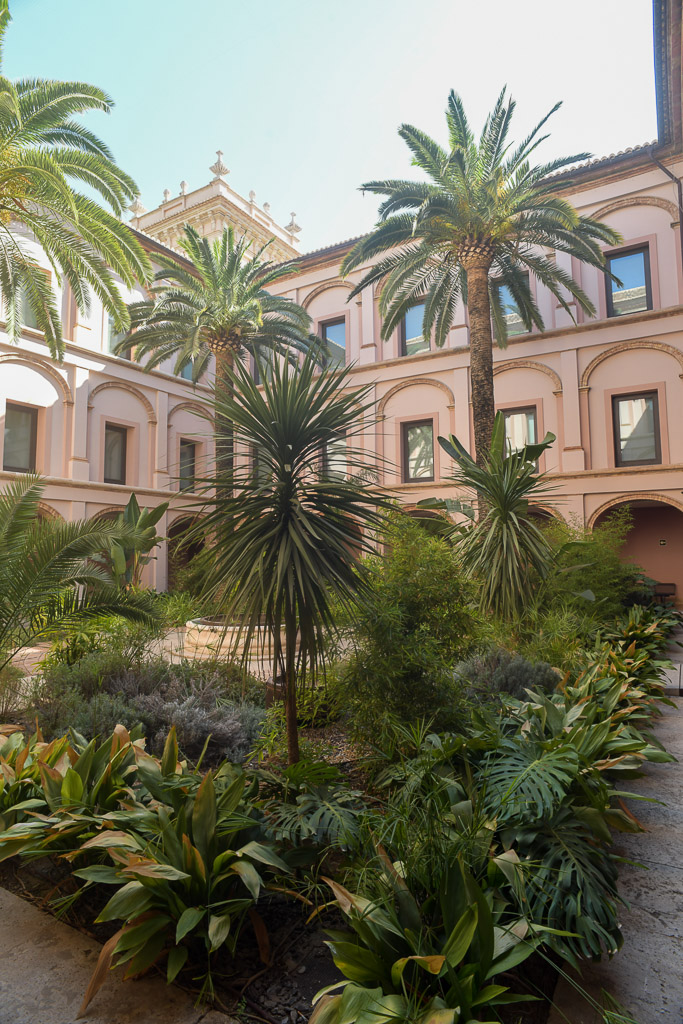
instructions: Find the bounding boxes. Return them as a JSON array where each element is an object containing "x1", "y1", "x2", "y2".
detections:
[
  {"x1": 284, "y1": 609, "x2": 300, "y2": 765},
  {"x1": 465, "y1": 262, "x2": 495, "y2": 466},
  {"x1": 213, "y1": 349, "x2": 234, "y2": 481}
]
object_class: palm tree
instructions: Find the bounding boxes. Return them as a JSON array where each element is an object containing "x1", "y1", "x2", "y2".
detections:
[
  {"x1": 342, "y1": 89, "x2": 621, "y2": 463},
  {"x1": 0, "y1": 6, "x2": 150, "y2": 360},
  {"x1": 121, "y1": 224, "x2": 313, "y2": 387},
  {"x1": 192, "y1": 351, "x2": 388, "y2": 764},
  {"x1": 0, "y1": 476, "x2": 154, "y2": 672}
]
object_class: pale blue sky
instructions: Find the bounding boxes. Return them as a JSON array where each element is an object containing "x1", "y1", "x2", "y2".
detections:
[{"x1": 12, "y1": 0, "x2": 657, "y2": 252}]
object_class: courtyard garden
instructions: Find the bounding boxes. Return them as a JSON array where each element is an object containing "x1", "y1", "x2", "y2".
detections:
[{"x1": 0, "y1": 362, "x2": 678, "y2": 1024}]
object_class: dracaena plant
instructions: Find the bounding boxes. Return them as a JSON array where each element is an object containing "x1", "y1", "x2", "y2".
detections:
[{"x1": 420, "y1": 410, "x2": 558, "y2": 619}]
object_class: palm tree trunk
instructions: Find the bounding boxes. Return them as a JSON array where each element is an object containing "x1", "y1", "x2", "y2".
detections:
[
  {"x1": 214, "y1": 349, "x2": 234, "y2": 480},
  {"x1": 465, "y1": 263, "x2": 495, "y2": 465},
  {"x1": 284, "y1": 608, "x2": 300, "y2": 765}
]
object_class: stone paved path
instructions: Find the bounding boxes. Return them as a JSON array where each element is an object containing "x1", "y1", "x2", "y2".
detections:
[
  {"x1": 0, "y1": 888, "x2": 234, "y2": 1024},
  {"x1": 548, "y1": 697, "x2": 683, "y2": 1024}
]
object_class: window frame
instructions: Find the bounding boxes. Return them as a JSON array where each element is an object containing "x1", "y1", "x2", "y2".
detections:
[
  {"x1": 321, "y1": 429, "x2": 347, "y2": 481},
  {"x1": 178, "y1": 437, "x2": 197, "y2": 492},
  {"x1": 502, "y1": 405, "x2": 538, "y2": 453},
  {"x1": 103, "y1": 422, "x2": 128, "y2": 485},
  {"x1": 401, "y1": 419, "x2": 435, "y2": 483},
  {"x1": 493, "y1": 274, "x2": 530, "y2": 338},
  {"x1": 106, "y1": 312, "x2": 132, "y2": 360},
  {"x1": 611, "y1": 389, "x2": 661, "y2": 467},
  {"x1": 605, "y1": 244, "x2": 653, "y2": 319},
  {"x1": 319, "y1": 316, "x2": 347, "y2": 368},
  {"x1": 399, "y1": 302, "x2": 429, "y2": 358},
  {"x1": 3, "y1": 401, "x2": 38, "y2": 472}
]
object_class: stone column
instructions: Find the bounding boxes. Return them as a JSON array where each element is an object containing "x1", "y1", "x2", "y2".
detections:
[
  {"x1": 68, "y1": 366, "x2": 90, "y2": 480},
  {"x1": 359, "y1": 286, "x2": 377, "y2": 365},
  {"x1": 154, "y1": 390, "x2": 169, "y2": 491},
  {"x1": 560, "y1": 349, "x2": 585, "y2": 472}
]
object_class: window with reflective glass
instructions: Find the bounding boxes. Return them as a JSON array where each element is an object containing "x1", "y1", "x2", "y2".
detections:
[
  {"x1": 612, "y1": 392, "x2": 660, "y2": 466},
  {"x1": 104, "y1": 423, "x2": 127, "y2": 484},
  {"x1": 400, "y1": 303, "x2": 429, "y2": 357},
  {"x1": 178, "y1": 361, "x2": 194, "y2": 381},
  {"x1": 322, "y1": 431, "x2": 347, "y2": 481},
  {"x1": 179, "y1": 439, "x2": 196, "y2": 491},
  {"x1": 320, "y1": 318, "x2": 346, "y2": 368},
  {"x1": 503, "y1": 407, "x2": 537, "y2": 452},
  {"x1": 495, "y1": 281, "x2": 527, "y2": 336},
  {"x1": 108, "y1": 314, "x2": 131, "y2": 359},
  {"x1": 606, "y1": 247, "x2": 652, "y2": 317},
  {"x1": 3, "y1": 402, "x2": 37, "y2": 471},
  {"x1": 402, "y1": 420, "x2": 434, "y2": 481}
]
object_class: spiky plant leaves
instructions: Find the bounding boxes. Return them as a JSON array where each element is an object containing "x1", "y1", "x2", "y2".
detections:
[
  {"x1": 0, "y1": 8, "x2": 150, "y2": 359},
  {"x1": 0, "y1": 476, "x2": 154, "y2": 671},
  {"x1": 121, "y1": 224, "x2": 313, "y2": 383},
  {"x1": 188, "y1": 351, "x2": 389, "y2": 762}
]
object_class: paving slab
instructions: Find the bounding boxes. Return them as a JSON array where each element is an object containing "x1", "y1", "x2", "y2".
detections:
[
  {"x1": 549, "y1": 698, "x2": 683, "y2": 1024},
  {"x1": 0, "y1": 888, "x2": 235, "y2": 1024}
]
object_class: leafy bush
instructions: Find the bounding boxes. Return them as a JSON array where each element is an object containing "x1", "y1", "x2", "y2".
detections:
[
  {"x1": 542, "y1": 509, "x2": 646, "y2": 620},
  {"x1": 455, "y1": 647, "x2": 560, "y2": 702},
  {"x1": 134, "y1": 694, "x2": 265, "y2": 764},
  {"x1": 29, "y1": 650, "x2": 266, "y2": 764},
  {"x1": 341, "y1": 515, "x2": 480, "y2": 730}
]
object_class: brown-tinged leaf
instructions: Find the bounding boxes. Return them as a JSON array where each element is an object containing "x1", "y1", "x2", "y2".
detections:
[
  {"x1": 76, "y1": 927, "x2": 124, "y2": 1018},
  {"x1": 249, "y1": 907, "x2": 271, "y2": 965}
]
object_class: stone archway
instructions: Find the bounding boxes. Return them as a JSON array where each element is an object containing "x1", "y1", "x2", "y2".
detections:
[{"x1": 592, "y1": 496, "x2": 683, "y2": 604}]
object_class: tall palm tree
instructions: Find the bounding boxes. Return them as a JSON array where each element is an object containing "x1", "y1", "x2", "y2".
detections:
[
  {"x1": 0, "y1": 5, "x2": 150, "y2": 360},
  {"x1": 121, "y1": 224, "x2": 313, "y2": 387},
  {"x1": 342, "y1": 89, "x2": 621, "y2": 463},
  {"x1": 0, "y1": 476, "x2": 153, "y2": 672},
  {"x1": 192, "y1": 351, "x2": 388, "y2": 764}
]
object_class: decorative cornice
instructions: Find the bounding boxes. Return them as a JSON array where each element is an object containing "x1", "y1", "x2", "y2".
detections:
[
  {"x1": 0, "y1": 353, "x2": 73, "y2": 406},
  {"x1": 590, "y1": 194, "x2": 679, "y2": 221},
  {"x1": 493, "y1": 358, "x2": 562, "y2": 393},
  {"x1": 377, "y1": 376, "x2": 456, "y2": 418},
  {"x1": 588, "y1": 489, "x2": 683, "y2": 528},
  {"x1": 168, "y1": 400, "x2": 214, "y2": 424},
  {"x1": 88, "y1": 381, "x2": 157, "y2": 424},
  {"x1": 301, "y1": 278, "x2": 354, "y2": 309},
  {"x1": 580, "y1": 339, "x2": 683, "y2": 387}
]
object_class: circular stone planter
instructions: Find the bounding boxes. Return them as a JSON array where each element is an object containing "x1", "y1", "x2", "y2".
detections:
[{"x1": 184, "y1": 618, "x2": 286, "y2": 661}]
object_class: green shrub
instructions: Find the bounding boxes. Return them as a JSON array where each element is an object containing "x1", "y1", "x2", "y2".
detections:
[
  {"x1": 542, "y1": 509, "x2": 646, "y2": 621},
  {"x1": 455, "y1": 647, "x2": 560, "y2": 702},
  {"x1": 30, "y1": 648, "x2": 266, "y2": 764},
  {"x1": 341, "y1": 515, "x2": 480, "y2": 730}
]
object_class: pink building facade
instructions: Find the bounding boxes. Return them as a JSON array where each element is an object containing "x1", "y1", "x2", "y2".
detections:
[{"x1": 0, "y1": 1, "x2": 681, "y2": 597}]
